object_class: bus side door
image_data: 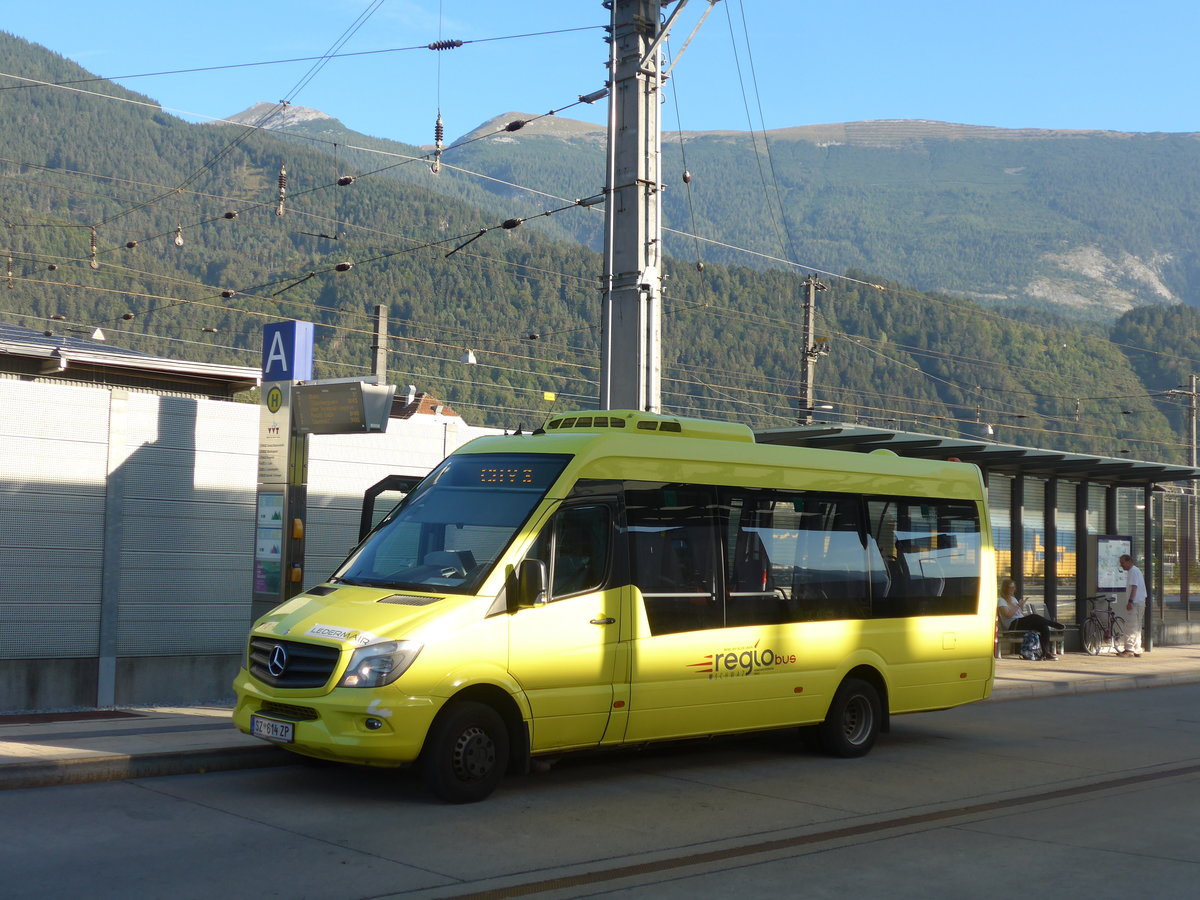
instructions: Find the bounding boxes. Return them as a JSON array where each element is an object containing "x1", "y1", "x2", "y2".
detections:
[{"x1": 508, "y1": 503, "x2": 623, "y2": 752}]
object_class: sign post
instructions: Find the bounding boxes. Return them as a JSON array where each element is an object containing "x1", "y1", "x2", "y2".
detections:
[{"x1": 252, "y1": 321, "x2": 314, "y2": 622}]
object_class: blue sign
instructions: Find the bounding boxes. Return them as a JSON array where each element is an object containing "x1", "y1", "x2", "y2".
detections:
[{"x1": 262, "y1": 321, "x2": 314, "y2": 382}]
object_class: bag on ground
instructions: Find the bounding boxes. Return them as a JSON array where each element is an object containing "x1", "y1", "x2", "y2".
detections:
[{"x1": 1019, "y1": 632, "x2": 1042, "y2": 660}]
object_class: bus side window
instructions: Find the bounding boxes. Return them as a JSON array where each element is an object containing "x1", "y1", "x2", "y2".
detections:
[
  {"x1": 553, "y1": 506, "x2": 609, "y2": 597},
  {"x1": 724, "y1": 491, "x2": 869, "y2": 625},
  {"x1": 867, "y1": 497, "x2": 981, "y2": 616},
  {"x1": 524, "y1": 505, "x2": 611, "y2": 600},
  {"x1": 626, "y1": 484, "x2": 722, "y2": 635}
]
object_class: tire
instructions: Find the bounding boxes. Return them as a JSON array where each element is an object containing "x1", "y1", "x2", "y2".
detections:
[
  {"x1": 1110, "y1": 618, "x2": 1126, "y2": 653},
  {"x1": 420, "y1": 701, "x2": 509, "y2": 804},
  {"x1": 1081, "y1": 618, "x2": 1102, "y2": 655},
  {"x1": 817, "y1": 678, "x2": 881, "y2": 758}
]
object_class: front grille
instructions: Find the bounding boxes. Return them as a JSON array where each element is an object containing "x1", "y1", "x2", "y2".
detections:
[
  {"x1": 260, "y1": 701, "x2": 319, "y2": 721},
  {"x1": 249, "y1": 637, "x2": 342, "y2": 689}
]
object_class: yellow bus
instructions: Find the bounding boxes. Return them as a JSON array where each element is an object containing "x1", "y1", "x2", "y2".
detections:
[{"x1": 233, "y1": 411, "x2": 996, "y2": 802}]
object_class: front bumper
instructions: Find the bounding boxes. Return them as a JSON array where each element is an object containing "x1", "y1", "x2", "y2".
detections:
[{"x1": 232, "y1": 669, "x2": 440, "y2": 766}]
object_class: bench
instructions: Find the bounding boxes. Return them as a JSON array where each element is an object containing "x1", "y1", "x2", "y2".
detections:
[
  {"x1": 995, "y1": 626, "x2": 1065, "y2": 659},
  {"x1": 995, "y1": 601, "x2": 1067, "y2": 658}
]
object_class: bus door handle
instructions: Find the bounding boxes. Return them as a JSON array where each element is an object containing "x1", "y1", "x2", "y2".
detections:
[{"x1": 590, "y1": 617, "x2": 616, "y2": 625}]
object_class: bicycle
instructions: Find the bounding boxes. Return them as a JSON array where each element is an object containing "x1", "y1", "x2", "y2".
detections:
[{"x1": 1081, "y1": 594, "x2": 1125, "y2": 655}]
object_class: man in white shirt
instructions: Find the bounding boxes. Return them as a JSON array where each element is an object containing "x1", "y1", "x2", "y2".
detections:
[{"x1": 1118, "y1": 554, "x2": 1145, "y2": 657}]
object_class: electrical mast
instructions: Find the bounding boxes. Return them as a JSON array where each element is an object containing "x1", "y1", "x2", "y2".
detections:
[
  {"x1": 600, "y1": 0, "x2": 718, "y2": 412},
  {"x1": 797, "y1": 273, "x2": 828, "y2": 424},
  {"x1": 600, "y1": 0, "x2": 665, "y2": 412}
]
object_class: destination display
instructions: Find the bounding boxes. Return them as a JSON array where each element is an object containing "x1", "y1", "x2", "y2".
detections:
[{"x1": 291, "y1": 381, "x2": 396, "y2": 435}]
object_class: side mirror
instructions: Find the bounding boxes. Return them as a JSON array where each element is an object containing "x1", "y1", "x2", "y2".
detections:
[{"x1": 516, "y1": 558, "x2": 548, "y2": 608}]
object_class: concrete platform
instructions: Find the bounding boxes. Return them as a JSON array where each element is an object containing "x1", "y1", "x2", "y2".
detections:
[{"x1": 3, "y1": 645, "x2": 1199, "y2": 791}]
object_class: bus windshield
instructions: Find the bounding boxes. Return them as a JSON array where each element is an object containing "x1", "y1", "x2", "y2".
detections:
[{"x1": 332, "y1": 452, "x2": 571, "y2": 594}]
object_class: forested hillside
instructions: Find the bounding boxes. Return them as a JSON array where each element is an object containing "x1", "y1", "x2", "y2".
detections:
[
  {"x1": 436, "y1": 117, "x2": 1200, "y2": 323},
  {"x1": 0, "y1": 31, "x2": 1195, "y2": 463}
]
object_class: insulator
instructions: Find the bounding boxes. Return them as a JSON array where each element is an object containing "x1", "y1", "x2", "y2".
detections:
[
  {"x1": 337, "y1": 175, "x2": 355, "y2": 186},
  {"x1": 6, "y1": 256, "x2": 12, "y2": 289},
  {"x1": 504, "y1": 120, "x2": 527, "y2": 133},
  {"x1": 579, "y1": 88, "x2": 608, "y2": 105},
  {"x1": 501, "y1": 218, "x2": 523, "y2": 230},
  {"x1": 223, "y1": 211, "x2": 238, "y2": 219},
  {"x1": 431, "y1": 112, "x2": 444, "y2": 175},
  {"x1": 276, "y1": 164, "x2": 287, "y2": 217},
  {"x1": 426, "y1": 39, "x2": 463, "y2": 51},
  {"x1": 126, "y1": 240, "x2": 138, "y2": 249},
  {"x1": 89, "y1": 227, "x2": 99, "y2": 269},
  {"x1": 682, "y1": 169, "x2": 692, "y2": 184},
  {"x1": 334, "y1": 262, "x2": 353, "y2": 272}
]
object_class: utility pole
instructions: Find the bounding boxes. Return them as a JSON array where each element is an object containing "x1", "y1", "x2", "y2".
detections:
[
  {"x1": 600, "y1": 0, "x2": 666, "y2": 412},
  {"x1": 1191, "y1": 373, "x2": 1197, "y2": 470},
  {"x1": 797, "y1": 273, "x2": 828, "y2": 424},
  {"x1": 600, "y1": 0, "x2": 718, "y2": 412},
  {"x1": 1166, "y1": 374, "x2": 1198, "y2": 469},
  {"x1": 1166, "y1": 375, "x2": 1199, "y2": 616},
  {"x1": 371, "y1": 304, "x2": 387, "y2": 382}
]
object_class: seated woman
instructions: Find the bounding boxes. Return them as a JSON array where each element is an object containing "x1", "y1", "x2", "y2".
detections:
[{"x1": 998, "y1": 577, "x2": 1064, "y2": 660}]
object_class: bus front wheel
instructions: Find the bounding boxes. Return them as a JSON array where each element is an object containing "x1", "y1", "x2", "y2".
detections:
[
  {"x1": 818, "y1": 678, "x2": 881, "y2": 758},
  {"x1": 420, "y1": 701, "x2": 510, "y2": 803}
]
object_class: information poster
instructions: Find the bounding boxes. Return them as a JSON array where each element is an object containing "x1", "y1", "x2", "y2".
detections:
[
  {"x1": 1096, "y1": 535, "x2": 1132, "y2": 592},
  {"x1": 254, "y1": 492, "x2": 285, "y2": 595}
]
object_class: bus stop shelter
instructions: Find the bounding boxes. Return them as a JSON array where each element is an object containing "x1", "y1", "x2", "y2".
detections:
[{"x1": 757, "y1": 425, "x2": 1200, "y2": 650}]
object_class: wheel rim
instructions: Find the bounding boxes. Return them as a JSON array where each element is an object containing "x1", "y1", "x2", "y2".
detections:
[
  {"x1": 841, "y1": 695, "x2": 873, "y2": 746},
  {"x1": 451, "y1": 725, "x2": 496, "y2": 783},
  {"x1": 1083, "y1": 621, "x2": 1100, "y2": 654}
]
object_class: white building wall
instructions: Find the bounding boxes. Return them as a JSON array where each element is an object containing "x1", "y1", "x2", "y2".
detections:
[{"x1": 0, "y1": 376, "x2": 496, "y2": 709}]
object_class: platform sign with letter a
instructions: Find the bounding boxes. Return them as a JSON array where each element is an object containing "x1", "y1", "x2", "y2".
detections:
[
  {"x1": 262, "y1": 321, "x2": 313, "y2": 382},
  {"x1": 254, "y1": 321, "x2": 315, "y2": 615}
]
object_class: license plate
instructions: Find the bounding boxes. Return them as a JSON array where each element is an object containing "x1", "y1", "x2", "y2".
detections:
[{"x1": 250, "y1": 715, "x2": 294, "y2": 744}]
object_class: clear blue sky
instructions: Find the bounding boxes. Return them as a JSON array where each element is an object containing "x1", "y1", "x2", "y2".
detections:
[{"x1": 3, "y1": 0, "x2": 1197, "y2": 145}]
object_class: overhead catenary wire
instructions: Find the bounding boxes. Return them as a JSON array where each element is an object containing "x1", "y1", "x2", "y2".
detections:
[
  {"x1": 2, "y1": 25, "x2": 1192, "y2": 453},
  {"x1": 0, "y1": 26, "x2": 604, "y2": 94}
]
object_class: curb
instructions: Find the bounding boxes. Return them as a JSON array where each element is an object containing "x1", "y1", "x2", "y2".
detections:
[
  {"x1": 0, "y1": 745, "x2": 291, "y2": 791},
  {"x1": 990, "y1": 671, "x2": 1200, "y2": 701}
]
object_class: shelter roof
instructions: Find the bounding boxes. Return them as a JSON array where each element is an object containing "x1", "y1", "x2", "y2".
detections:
[{"x1": 755, "y1": 424, "x2": 1200, "y2": 487}]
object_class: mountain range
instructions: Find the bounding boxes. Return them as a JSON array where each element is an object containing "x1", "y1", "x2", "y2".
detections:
[{"x1": 232, "y1": 102, "x2": 1200, "y2": 322}]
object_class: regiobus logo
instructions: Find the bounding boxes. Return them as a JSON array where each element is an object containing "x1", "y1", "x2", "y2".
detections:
[{"x1": 686, "y1": 639, "x2": 797, "y2": 679}]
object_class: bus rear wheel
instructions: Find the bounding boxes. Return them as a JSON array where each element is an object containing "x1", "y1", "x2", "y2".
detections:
[
  {"x1": 420, "y1": 701, "x2": 509, "y2": 803},
  {"x1": 818, "y1": 678, "x2": 881, "y2": 758}
]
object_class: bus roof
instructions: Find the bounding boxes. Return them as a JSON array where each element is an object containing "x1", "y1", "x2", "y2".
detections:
[{"x1": 455, "y1": 411, "x2": 986, "y2": 499}]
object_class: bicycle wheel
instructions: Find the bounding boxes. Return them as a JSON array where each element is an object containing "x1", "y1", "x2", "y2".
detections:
[
  {"x1": 1110, "y1": 616, "x2": 1126, "y2": 653},
  {"x1": 1081, "y1": 617, "x2": 1103, "y2": 655}
]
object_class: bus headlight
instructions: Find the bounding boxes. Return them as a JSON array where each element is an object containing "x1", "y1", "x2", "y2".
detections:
[{"x1": 338, "y1": 641, "x2": 423, "y2": 688}]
